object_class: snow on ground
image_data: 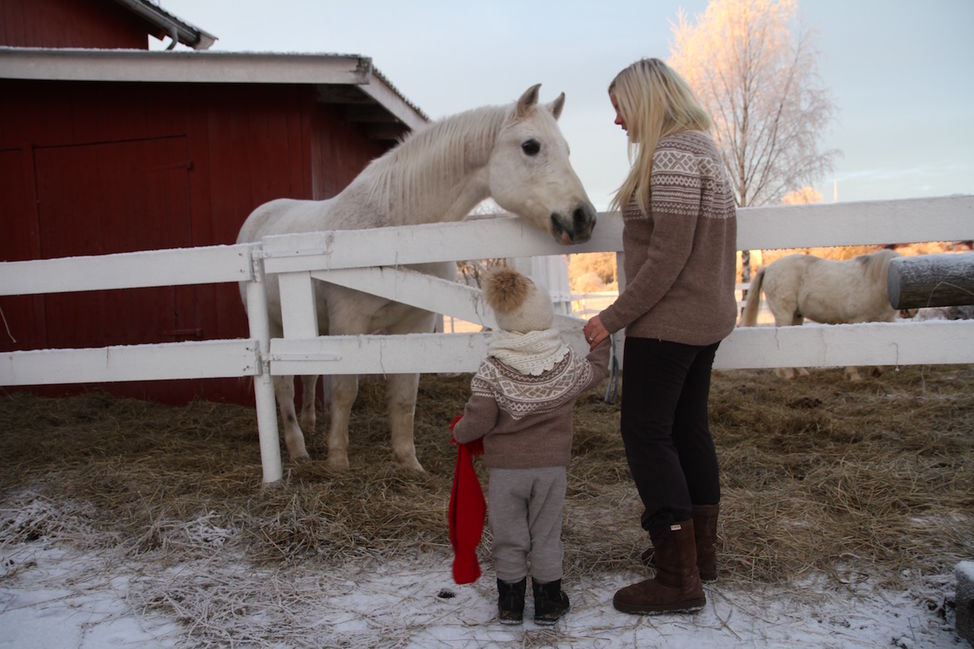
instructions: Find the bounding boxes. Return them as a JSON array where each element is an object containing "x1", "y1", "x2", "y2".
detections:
[
  {"x1": 0, "y1": 540, "x2": 964, "y2": 648},
  {"x1": 0, "y1": 545, "x2": 181, "y2": 649}
]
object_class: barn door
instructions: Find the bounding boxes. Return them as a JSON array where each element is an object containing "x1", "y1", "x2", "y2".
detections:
[{"x1": 33, "y1": 136, "x2": 195, "y2": 348}]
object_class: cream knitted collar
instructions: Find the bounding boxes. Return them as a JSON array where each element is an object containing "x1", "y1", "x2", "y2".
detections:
[{"x1": 487, "y1": 328, "x2": 569, "y2": 376}]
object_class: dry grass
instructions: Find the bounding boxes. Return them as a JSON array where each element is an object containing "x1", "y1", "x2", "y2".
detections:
[{"x1": 1, "y1": 365, "x2": 973, "y2": 646}]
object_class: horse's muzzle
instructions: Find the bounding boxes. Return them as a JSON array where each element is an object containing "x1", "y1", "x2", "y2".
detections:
[{"x1": 550, "y1": 204, "x2": 596, "y2": 244}]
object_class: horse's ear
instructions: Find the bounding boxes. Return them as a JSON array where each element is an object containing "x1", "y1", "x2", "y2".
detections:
[
  {"x1": 516, "y1": 84, "x2": 542, "y2": 118},
  {"x1": 547, "y1": 92, "x2": 565, "y2": 120}
]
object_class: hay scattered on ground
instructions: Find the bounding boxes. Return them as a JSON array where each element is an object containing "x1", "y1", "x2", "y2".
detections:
[{"x1": 2, "y1": 364, "x2": 972, "y2": 646}]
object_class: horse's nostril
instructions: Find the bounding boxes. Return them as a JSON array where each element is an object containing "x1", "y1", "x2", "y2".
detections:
[
  {"x1": 573, "y1": 205, "x2": 596, "y2": 233},
  {"x1": 573, "y1": 208, "x2": 588, "y2": 228}
]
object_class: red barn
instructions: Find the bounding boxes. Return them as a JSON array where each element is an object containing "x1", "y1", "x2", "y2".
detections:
[{"x1": 0, "y1": 0, "x2": 428, "y2": 404}]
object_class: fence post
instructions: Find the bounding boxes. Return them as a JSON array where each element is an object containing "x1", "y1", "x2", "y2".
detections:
[{"x1": 245, "y1": 246, "x2": 283, "y2": 484}]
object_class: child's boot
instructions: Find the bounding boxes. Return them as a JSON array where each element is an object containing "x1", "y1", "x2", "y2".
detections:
[
  {"x1": 532, "y1": 578, "x2": 570, "y2": 625},
  {"x1": 497, "y1": 577, "x2": 526, "y2": 625}
]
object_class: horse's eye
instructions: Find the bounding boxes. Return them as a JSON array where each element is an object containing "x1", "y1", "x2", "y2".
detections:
[{"x1": 521, "y1": 139, "x2": 541, "y2": 156}]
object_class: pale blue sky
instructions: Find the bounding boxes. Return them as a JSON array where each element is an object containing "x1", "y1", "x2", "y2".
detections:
[{"x1": 154, "y1": 0, "x2": 974, "y2": 210}]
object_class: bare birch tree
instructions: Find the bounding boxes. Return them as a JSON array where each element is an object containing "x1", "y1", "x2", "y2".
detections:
[{"x1": 668, "y1": 0, "x2": 838, "y2": 284}]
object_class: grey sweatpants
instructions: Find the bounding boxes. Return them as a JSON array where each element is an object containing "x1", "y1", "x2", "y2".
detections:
[{"x1": 487, "y1": 466, "x2": 566, "y2": 584}]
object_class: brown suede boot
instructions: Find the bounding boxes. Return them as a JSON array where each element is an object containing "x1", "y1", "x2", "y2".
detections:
[
  {"x1": 615, "y1": 520, "x2": 705, "y2": 615},
  {"x1": 692, "y1": 504, "x2": 719, "y2": 583},
  {"x1": 641, "y1": 504, "x2": 720, "y2": 583}
]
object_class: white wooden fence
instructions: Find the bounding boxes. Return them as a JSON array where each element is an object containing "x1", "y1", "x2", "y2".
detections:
[{"x1": 2, "y1": 195, "x2": 973, "y2": 483}]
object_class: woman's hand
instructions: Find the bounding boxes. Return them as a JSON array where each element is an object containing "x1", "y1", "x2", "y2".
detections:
[{"x1": 583, "y1": 315, "x2": 610, "y2": 350}]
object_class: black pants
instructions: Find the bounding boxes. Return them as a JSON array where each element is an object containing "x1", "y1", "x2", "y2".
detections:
[{"x1": 621, "y1": 337, "x2": 721, "y2": 545}]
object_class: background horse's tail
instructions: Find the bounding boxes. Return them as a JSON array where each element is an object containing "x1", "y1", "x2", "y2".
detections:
[{"x1": 740, "y1": 268, "x2": 766, "y2": 327}]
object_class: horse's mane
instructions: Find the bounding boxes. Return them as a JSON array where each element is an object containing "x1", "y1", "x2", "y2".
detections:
[
  {"x1": 858, "y1": 249, "x2": 899, "y2": 284},
  {"x1": 359, "y1": 104, "x2": 512, "y2": 215}
]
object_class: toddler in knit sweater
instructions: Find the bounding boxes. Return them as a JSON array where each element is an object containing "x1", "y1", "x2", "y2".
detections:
[{"x1": 452, "y1": 267, "x2": 610, "y2": 625}]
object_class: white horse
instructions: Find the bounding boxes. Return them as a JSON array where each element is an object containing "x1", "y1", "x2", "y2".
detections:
[
  {"x1": 237, "y1": 84, "x2": 596, "y2": 470},
  {"x1": 740, "y1": 249, "x2": 903, "y2": 381}
]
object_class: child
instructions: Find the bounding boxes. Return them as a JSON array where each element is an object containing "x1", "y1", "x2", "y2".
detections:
[{"x1": 452, "y1": 267, "x2": 611, "y2": 626}]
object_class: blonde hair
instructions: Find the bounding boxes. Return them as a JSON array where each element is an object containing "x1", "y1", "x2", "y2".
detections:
[{"x1": 608, "y1": 58, "x2": 712, "y2": 214}]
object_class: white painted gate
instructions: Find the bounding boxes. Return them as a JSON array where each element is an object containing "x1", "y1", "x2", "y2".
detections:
[{"x1": 2, "y1": 195, "x2": 973, "y2": 483}]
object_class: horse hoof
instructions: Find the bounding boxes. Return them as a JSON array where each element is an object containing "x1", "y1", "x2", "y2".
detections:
[
  {"x1": 393, "y1": 452, "x2": 425, "y2": 471},
  {"x1": 292, "y1": 454, "x2": 312, "y2": 464},
  {"x1": 326, "y1": 456, "x2": 350, "y2": 471}
]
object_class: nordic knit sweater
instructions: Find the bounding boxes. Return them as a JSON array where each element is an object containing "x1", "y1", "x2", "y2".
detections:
[
  {"x1": 451, "y1": 339, "x2": 610, "y2": 469},
  {"x1": 599, "y1": 130, "x2": 738, "y2": 346}
]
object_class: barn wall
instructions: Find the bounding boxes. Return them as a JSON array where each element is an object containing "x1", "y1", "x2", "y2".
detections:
[
  {"x1": 0, "y1": 78, "x2": 393, "y2": 404},
  {"x1": 0, "y1": 0, "x2": 151, "y2": 49},
  {"x1": 192, "y1": 84, "x2": 315, "y2": 392},
  {"x1": 311, "y1": 104, "x2": 388, "y2": 199}
]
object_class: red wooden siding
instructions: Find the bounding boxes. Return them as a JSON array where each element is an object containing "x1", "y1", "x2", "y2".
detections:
[
  {"x1": 0, "y1": 147, "x2": 43, "y2": 351},
  {"x1": 0, "y1": 0, "x2": 151, "y2": 49},
  {"x1": 34, "y1": 136, "x2": 193, "y2": 347},
  {"x1": 1, "y1": 78, "x2": 391, "y2": 404},
  {"x1": 311, "y1": 104, "x2": 388, "y2": 199}
]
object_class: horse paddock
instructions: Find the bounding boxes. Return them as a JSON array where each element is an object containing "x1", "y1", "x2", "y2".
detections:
[{"x1": 2, "y1": 364, "x2": 972, "y2": 646}]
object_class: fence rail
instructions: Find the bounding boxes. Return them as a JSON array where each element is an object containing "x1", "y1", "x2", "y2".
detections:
[{"x1": 2, "y1": 194, "x2": 973, "y2": 483}]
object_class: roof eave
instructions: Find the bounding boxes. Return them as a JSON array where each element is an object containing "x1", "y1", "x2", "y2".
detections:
[
  {"x1": 0, "y1": 48, "x2": 428, "y2": 137},
  {"x1": 112, "y1": 0, "x2": 217, "y2": 50}
]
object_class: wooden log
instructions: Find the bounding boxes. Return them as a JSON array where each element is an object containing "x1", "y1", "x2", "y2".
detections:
[{"x1": 887, "y1": 252, "x2": 974, "y2": 309}]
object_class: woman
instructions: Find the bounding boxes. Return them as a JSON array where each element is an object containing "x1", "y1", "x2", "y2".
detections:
[{"x1": 583, "y1": 58, "x2": 737, "y2": 615}]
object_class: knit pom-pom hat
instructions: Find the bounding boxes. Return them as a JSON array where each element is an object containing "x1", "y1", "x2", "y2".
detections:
[{"x1": 484, "y1": 267, "x2": 553, "y2": 333}]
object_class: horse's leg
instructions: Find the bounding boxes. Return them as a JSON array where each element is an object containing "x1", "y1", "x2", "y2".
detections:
[
  {"x1": 320, "y1": 376, "x2": 332, "y2": 415},
  {"x1": 299, "y1": 375, "x2": 318, "y2": 434},
  {"x1": 380, "y1": 304, "x2": 444, "y2": 471},
  {"x1": 385, "y1": 372, "x2": 424, "y2": 471},
  {"x1": 273, "y1": 375, "x2": 311, "y2": 462},
  {"x1": 775, "y1": 363, "x2": 809, "y2": 379},
  {"x1": 322, "y1": 286, "x2": 376, "y2": 470},
  {"x1": 769, "y1": 302, "x2": 804, "y2": 380},
  {"x1": 844, "y1": 366, "x2": 863, "y2": 382},
  {"x1": 790, "y1": 316, "x2": 811, "y2": 378},
  {"x1": 326, "y1": 374, "x2": 357, "y2": 470}
]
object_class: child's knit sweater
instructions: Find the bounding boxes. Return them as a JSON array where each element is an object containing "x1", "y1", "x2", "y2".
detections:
[{"x1": 452, "y1": 335, "x2": 611, "y2": 469}]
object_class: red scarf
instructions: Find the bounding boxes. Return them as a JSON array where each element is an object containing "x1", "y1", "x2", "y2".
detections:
[{"x1": 448, "y1": 415, "x2": 485, "y2": 584}]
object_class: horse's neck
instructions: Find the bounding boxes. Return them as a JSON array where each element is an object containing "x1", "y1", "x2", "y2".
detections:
[{"x1": 337, "y1": 106, "x2": 506, "y2": 226}]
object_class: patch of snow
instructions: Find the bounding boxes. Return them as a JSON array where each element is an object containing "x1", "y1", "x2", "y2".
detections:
[
  {"x1": 0, "y1": 545, "x2": 180, "y2": 649},
  {"x1": 0, "y1": 540, "x2": 963, "y2": 648}
]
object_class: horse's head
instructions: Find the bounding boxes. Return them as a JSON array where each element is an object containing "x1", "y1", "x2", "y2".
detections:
[{"x1": 487, "y1": 84, "x2": 597, "y2": 245}]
